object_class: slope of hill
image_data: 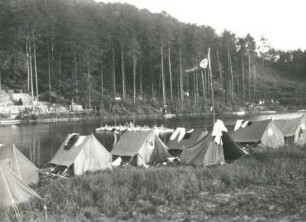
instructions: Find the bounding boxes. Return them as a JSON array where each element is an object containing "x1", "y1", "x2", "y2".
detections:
[{"x1": 0, "y1": 0, "x2": 305, "y2": 115}]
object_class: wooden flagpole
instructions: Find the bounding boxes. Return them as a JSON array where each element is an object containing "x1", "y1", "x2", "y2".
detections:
[{"x1": 208, "y1": 48, "x2": 215, "y2": 124}]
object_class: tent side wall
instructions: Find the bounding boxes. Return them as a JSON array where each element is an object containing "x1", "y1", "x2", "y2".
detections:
[
  {"x1": 222, "y1": 132, "x2": 246, "y2": 162},
  {"x1": 0, "y1": 145, "x2": 39, "y2": 185},
  {"x1": 0, "y1": 163, "x2": 41, "y2": 207},
  {"x1": 180, "y1": 134, "x2": 225, "y2": 167},
  {"x1": 111, "y1": 131, "x2": 152, "y2": 157},
  {"x1": 135, "y1": 139, "x2": 149, "y2": 167},
  {"x1": 261, "y1": 123, "x2": 285, "y2": 149},
  {"x1": 135, "y1": 133, "x2": 170, "y2": 166},
  {"x1": 14, "y1": 148, "x2": 39, "y2": 185},
  {"x1": 149, "y1": 135, "x2": 170, "y2": 164},
  {"x1": 167, "y1": 129, "x2": 207, "y2": 151},
  {"x1": 49, "y1": 135, "x2": 88, "y2": 167},
  {"x1": 74, "y1": 135, "x2": 112, "y2": 175},
  {"x1": 294, "y1": 118, "x2": 306, "y2": 146}
]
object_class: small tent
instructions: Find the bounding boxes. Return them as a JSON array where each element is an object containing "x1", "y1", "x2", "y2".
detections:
[
  {"x1": 0, "y1": 144, "x2": 39, "y2": 185},
  {"x1": 274, "y1": 114, "x2": 306, "y2": 146},
  {"x1": 111, "y1": 130, "x2": 170, "y2": 166},
  {"x1": 49, "y1": 134, "x2": 112, "y2": 175},
  {"x1": 167, "y1": 128, "x2": 208, "y2": 156},
  {"x1": 231, "y1": 119, "x2": 285, "y2": 149},
  {"x1": 0, "y1": 162, "x2": 41, "y2": 207},
  {"x1": 180, "y1": 120, "x2": 245, "y2": 167}
]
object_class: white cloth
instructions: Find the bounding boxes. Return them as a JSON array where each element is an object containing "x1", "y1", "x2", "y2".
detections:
[
  {"x1": 170, "y1": 128, "x2": 181, "y2": 140},
  {"x1": 170, "y1": 127, "x2": 186, "y2": 141},
  {"x1": 112, "y1": 157, "x2": 122, "y2": 167},
  {"x1": 241, "y1": 121, "x2": 249, "y2": 128},
  {"x1": 212, "y1": 119, "x2": 228, "y2": 144},
  {"x1": 234, "y1": 120, "x2": 244, "y2": 131},
  {"x1": 177, "y1": 128, "x2": 186, "y2": 142},
  {"x1": 187, "y1": 129, "x2": 194, "y2": 133}
]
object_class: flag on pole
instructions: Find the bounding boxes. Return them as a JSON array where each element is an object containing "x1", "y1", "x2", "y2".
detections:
[
  {"x1": 200, "y1": 58, "x2": 208, "y2": 69},
  {"x1": 185, "y1": 58, "x2": 208, "y2": 73}
]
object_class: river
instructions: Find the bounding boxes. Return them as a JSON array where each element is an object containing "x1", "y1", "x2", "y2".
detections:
[{"x1": 0, "y1": 111, "x2": 302, "y2": 167}]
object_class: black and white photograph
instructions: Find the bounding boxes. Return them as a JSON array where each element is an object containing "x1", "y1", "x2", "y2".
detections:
[{"x1": 0, "y1": 0, "x2": 305, "y2": 221}]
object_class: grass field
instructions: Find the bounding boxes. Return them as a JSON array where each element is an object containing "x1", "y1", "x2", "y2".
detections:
[{"x1": 1, "y1": 147, "x2": 306, "y2": 222}]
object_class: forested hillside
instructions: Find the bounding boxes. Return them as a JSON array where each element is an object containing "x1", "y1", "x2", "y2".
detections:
[{"x1": 0, "y1": 0, "x2": 306, "y2": 112}]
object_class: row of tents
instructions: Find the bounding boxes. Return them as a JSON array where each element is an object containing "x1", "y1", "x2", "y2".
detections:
[
  {"x1": 49, "y1": 119, "x2": 246, "y2": 171},
  {"x1": 1, "y1": 114, "x2": 305, "y2": 211},
  {"x1": 231, "y1": 114, "x2": 306, "y2": 149},
  {"x1": 48, "y1": 113, "x2": 306, "y2": 173}
]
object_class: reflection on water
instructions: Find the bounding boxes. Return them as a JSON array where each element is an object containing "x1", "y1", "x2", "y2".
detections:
[
  {"x1": 0, "y1": 116, "x2": 216, "y2": 167},
  {"x1": 0, "y1": 112, "x2": 293, "y2": 167}
]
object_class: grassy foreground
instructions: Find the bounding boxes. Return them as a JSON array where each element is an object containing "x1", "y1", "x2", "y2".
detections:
[{"x1": 1, "y1": 147, "x2": 306, "y2": 222}]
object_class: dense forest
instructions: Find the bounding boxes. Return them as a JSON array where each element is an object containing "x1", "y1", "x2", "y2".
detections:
[{"x1": 0, "y1": 0, "x2": 306, "y2": 111}]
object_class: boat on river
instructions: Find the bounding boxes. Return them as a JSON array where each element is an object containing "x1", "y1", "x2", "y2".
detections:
[
  {"x1": 162, "y1": 113, "x2": 177, "y2": 119},
  {"x1": 0, "y1": 119, "x2": 22, "y2": 125},
  {"x1": 96, "y1": 123, "x2": 174, "y2": 135}
]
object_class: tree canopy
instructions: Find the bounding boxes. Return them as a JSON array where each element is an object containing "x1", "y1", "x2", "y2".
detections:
[{"x1": 0, "y1": 0, "x2": 305, "y2": 108}]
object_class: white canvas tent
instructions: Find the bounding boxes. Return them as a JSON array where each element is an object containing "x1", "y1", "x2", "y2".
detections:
[
  {"x1": 49, "y1": 134, "x2": 112, "y2": 175},
  {"x1": 111, "y1": 130, "x2": 170, "y2": 167},
  {"x1": 232, "y1": 119, "x2": 285, "y2": 149},
  {"x1": 180, "y1": 120, "x2": 246, "y2": 167},
  {"x1": 0, "y1": 162, "x2": 41, "y2": 207},
  {"x1": 274, "y1": 114, "x2": 306, "y2": 146},
  {"x1": 0, "y1": 144, "x2": 39, "y2": 185}
]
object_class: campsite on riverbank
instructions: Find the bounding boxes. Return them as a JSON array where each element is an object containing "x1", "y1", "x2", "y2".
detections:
[
  {"x1": 1, "y1": 0, "x2": 306, "y2": 220},
  {"x1": 1, "y1": 147, "x2": 305, "y2": 222},
  {"x1": 1, "y1": 111, "x2": 306, "y2": 222}
]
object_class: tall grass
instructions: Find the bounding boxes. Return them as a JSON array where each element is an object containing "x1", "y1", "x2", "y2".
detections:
[{"x1": 1, "y1": 147, "x2": 306, "y2": 221}]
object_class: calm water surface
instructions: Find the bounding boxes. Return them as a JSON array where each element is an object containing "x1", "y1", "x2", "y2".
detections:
[{"x1": 0, "y1": 112, "x2": 289, "y2": 167}]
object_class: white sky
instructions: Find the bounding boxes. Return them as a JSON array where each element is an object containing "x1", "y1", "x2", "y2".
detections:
[{"x1": 98, "y1": 0, "x2": 306, "y2": 51}]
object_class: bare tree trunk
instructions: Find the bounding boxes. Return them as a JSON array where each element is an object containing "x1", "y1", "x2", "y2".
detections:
[
  {"x1": 58, "y1": 51, "x2": 62, "y2": 87},
  {"x1": 26, "y1": 40, "x2": 30, "y2": 92},
  {"x1": 193, "y1": 72, "x2": 196, "y2": 104},
  {"x1": 168, "y1": 47, "x2": 173, "y2": 102},
  {"x1": 196, "y1": 71, "x2": 199, "y2": 104},
  {"x1": 201, "y1": 70, "x2": 206, "y2": 104},
  {"x1": 262, "y1": 58, "x2": 266, "y2": 101},
  {"x1": 248, "y1": 52, "x2": 251, "y2": 103},
  {"x1": 87, "y1": 52, "x2": 91, "y2": 109},
  {"x1": 151, "y1": 76, "x2": 155, "y2": 99},
  {"x1": 204, "y1": 69, "x2": 208, "y2": 100},
  {"x1": 177, "y1": 74, "x2": 180, "y2": 101},
  {"x1": 228, "y1": 47, "x2": 234, "y2": 106},
  {"x1": 236, "y1": 67, "x2": 240, "y2": 97},
  {"x1": 51, "y1": 40, "x2": 54, "y2": 101},
  {"x1": 161, "y1": 45, "x2": 166, "y2": 107},
  {"x1": 193, "y1": 71, "x2": 198, "y2": 105},
  {"x1": 150, "y1": 53, "x2": 155, "y2": 99},
  {"x1": 179, "y1": 48, "x2": 184, "y2": 104},
  {"x1": 73, "y1": 49, "x2": 78, "y2": 103},
  {"x1": 121, "y1": 45, "x2": 126, "y2": 99},
  {"x1": 253, "y1": 66, "x2": 256, "y2": 102},
  {"x1": 29, "y1": 43, "x2": 34, "y2": 110},
  {"x1": 112, "y1": 44, "x2": 116, "y2": 97},
  {"x1": 47, "y1": 40, "x2": 51, "y2": 103},
  {"x1": 133, "y1": 55, "x2": 137, "y2": 103},
  {"x1": 101, "y1": 64, "x2": 104, "y2": 99},
  {"x1": 158, "y1": 69, "x2": 161, "y2": 98},
  {"x1": 139, "y1": 65, "x2": 143, "y2": 99},
  {"x1": 33, "y1": 38, "x2": 39, "y2": 103},
  {"x1": 216, "y1": 48, "x2": 223, "y2": 88},
  {"x1": 242, "y1": 54, "x2": 245, "y2": 104}
]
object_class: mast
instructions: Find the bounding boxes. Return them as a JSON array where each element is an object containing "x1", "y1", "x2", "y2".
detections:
[{"x1": 208, "y1": 48, "x2": 215, "y2": 123}]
